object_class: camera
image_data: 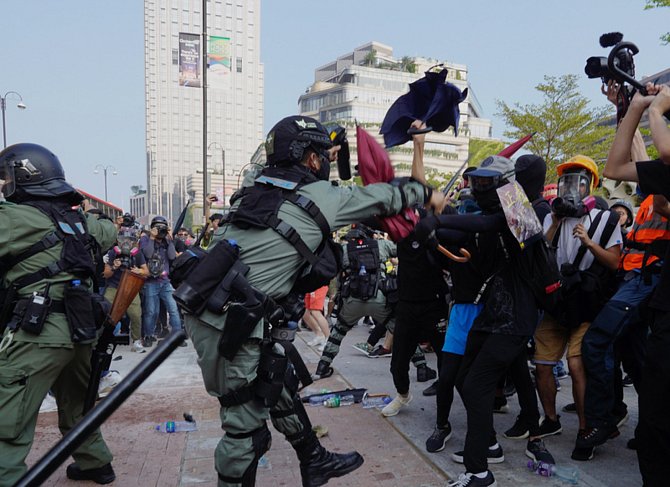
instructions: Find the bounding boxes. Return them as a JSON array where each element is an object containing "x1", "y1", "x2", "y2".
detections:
[
  {"x1": 121, "y1": 212, "x2": 136, "y2": 227},
  {"x1": 552, "y1": 195, "x2": 596, "y2": 219},
  {"x1": 584, "y1": 32, "x2": 637, "y2": 85},
  {"x1": 326, "y1": 124, "x2": 351, "y2": 181},
  {"x1": 156, "y1": 225, "x2": 168, "y2": 238}
]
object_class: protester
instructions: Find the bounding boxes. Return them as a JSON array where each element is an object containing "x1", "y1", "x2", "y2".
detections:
[{"x1": 303, "y1": 285, "x2": 330, "y2": 350}]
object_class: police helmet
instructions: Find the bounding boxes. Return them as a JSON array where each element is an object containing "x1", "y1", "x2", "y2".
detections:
[
  {"x1": 0, "y1": 143, "x2": 79, "y2": 202},
  {"x1": 265, "y1": 116, "x2": 333, "y2": 166}
]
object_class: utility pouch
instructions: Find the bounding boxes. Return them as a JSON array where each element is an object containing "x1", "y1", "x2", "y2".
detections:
[
  {"x1": 217, "y1": 298, "x2": 264, "y2": 361},
  {"x1": 19, "y1": 291, "x2": 52, "y2": 336},
  {"x1": 339, "y1": 278, "x2": 351, "y2": 299},
  {"x1": 64, "y1": 283, "x2": 98, "y2": 343},
  {"x1": 255, "y1": 344, "x2": 288, "y2": 408},
  {"x1": 170, "y1": 246, "x2": 207, "y2": 289},
  {"x1": 560, "y1": 263, "x2": 581, "y2": 293}
]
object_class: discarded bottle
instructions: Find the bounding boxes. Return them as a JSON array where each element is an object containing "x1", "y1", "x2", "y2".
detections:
[
  {"x1": 527, "y1": 460, "x2": 579, "y2": 484},
  {"x1": 323, "y1": 394, "x2": 355, "y2": 408},
  {"x1": 361, "y1": 393, "x2": 392, "y2": 409},
  {"x1": 359, "y1": 265, "x2": 367, "y2": 276},
  {"x1": 155, "y1": 420, "x2": 198, "y2": 433},
  {"x1": 308, "y1": 393, "x2": 336, "y2": 406},
  {"x1": 257, "y1": 455, "x2": 270, "y2": 469}
]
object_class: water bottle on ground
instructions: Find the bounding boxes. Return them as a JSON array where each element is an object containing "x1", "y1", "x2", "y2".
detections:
[
  {"x1": 527, "y1": 460, "x2": 579, "y2": 484},
  {"x1": 323, "y1": 394, "x2": 355, "y2": 408},
  {"x1": 155, "y1": 420, "x2": 198, "y2": 433},
  {"x1": 257, "y1": 455, "x2": 270, "y2": 469},
  {"x1": 361, "y1": 393, "x2": 392, "y2": 409},
  {"x1": 308, "y1": 393, "x2": 336, "y2": 406},
  {"x1": 359, "y1": 265, "x2": 367, "y2": 276}
]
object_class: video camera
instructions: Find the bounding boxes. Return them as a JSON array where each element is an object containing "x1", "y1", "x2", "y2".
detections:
[
  {"x1": 326, "y1": 124, "x2": 352, "y2": 181},
  {"x1": 121, "y1": 212, "x2": 136, "y2": 228}
]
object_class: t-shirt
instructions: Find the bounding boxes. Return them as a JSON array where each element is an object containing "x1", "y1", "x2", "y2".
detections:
[
  {"x1": 543, "y1": 208, "x2": 623, "y2": 271},
  {"x1": 637, "y1": 159, "x2": 670, "y2": 311},
  {"x1": 140, "y1": 235, "x2": 175, "y2": 282},
  {"x1": 105, "y1": 248, "x2": 147, "y2": 288}
]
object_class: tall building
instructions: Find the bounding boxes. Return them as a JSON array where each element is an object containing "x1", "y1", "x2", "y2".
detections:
[
  {"x1": 144, "y1": 0, "x2": 264, "y2": 222},
  {"x1": 298, "y1": 41, "x2": 494, "y2": 179}
]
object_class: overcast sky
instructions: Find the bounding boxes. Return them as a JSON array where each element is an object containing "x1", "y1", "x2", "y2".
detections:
[{"x1": 0, "y1": 0, "x2": 667, "y2": 209}]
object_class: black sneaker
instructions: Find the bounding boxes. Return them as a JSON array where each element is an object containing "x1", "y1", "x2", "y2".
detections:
[
  {"x1": 525, "y1": 438, "x2": 555, "y2": 465},
  {"x1": 451, "y1": 444, "x2": 504, "y2": 464},
  {"x1": 612, "y1": 409, "x2": 629, "y2": 428},
  {"x1": 537, "y1": 415, "x2": 562, "y2": 438},
  {"x1": 503, "y1": 383, "x2": 516, "y2": 397},
  {"x1": 623, "y1": 374, "x2": 634, "y2": 387},
  {"x1": 417, "y1": 365, "x2": 437, "y2": 383},
  {"x1": 422, "y1": 380, "x2": 439, "y2": 396},
  {"x1": 562, "y1": 403, "x2": 576, "y2": 413},
  {"x1": 503, "y1": 416, "x2": 529, "y2": 439},
  {"x1": 426, "y1": 423, "x2": 452, "y2": 453},
  {"x1": 447, "y1": 471, "x2": 497, "y2": 487},
  {"x1": 493, "y1": 396, "x2": 509, "y2": 414},
  {"x1": 66, "y1": 463, "x2": 116, "y2": 484},
  {"x1": 571, "y1": 445, "x2": 595, "y2": 461},
  {"x1": 575, "y1": 425, "x2": 619, "y2": 449},
  {"x1": 627, "y1": 437, "x2": 638, "y2": 450}
]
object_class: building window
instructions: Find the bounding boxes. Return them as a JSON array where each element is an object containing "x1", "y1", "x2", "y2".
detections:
[
  {"x1": 172, "y1": 49, "x2": 178, "y2": 65},
  {"x1": 236, "y1": 57, "x2": 242, "y2": 73}
]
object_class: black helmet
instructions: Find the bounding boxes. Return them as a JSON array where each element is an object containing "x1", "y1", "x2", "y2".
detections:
[
  {"x1": 265, "y1": 116, "x2": 333, "y2": 166},
  {"x1": 0, "y1": 143, "x2": 79, "y2": 201},
  {"x1": 150, "y1": 215, "x2": 168, "y2": 228}
]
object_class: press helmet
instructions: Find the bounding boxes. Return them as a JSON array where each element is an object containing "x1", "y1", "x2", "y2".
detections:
[
  {"x1": 0, "y1": 143, "x2": 80, "y2": 202},
  {"x1": 557, "y1": 155, "x2": 599, "y2": 192},
  {"x1": 264, "y1": 116, "x2": 333, "y2": 167}
]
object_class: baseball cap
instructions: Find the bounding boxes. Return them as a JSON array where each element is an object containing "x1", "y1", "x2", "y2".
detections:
[{"x1": 468, "y1": 156, "x2": 516, "y2": 182}]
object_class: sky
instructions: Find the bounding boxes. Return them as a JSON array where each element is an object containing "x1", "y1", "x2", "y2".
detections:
[{"x1": 0, "y1": 0, "x2": 667, "y2": 210}]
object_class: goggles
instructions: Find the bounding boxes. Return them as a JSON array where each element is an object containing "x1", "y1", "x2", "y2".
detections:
[{"x1": 470, "y1": 175, "x2": 503, "y2": 193}]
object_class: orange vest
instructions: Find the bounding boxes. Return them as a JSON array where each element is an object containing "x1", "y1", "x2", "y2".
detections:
[{"x1": 621, "y1": 195, "x2": 670, "y2": 271}]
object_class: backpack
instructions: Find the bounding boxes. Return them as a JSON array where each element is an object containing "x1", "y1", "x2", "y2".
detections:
[
  {"x1": 344, "y1": 238, "x2": 381, "y2": 300},
  {"x1": 514, "y1": 235, "x2": 563, "y2": 314}
]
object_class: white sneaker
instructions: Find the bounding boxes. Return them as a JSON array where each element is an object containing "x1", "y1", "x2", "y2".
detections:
[
  {"x1": 131, "y1": 340, "x2": 147, "y2": 353},
  {"x1": 381, "y1": 393, "x2": 413, "y2": 417},
  {"x1": 308, "y1": 335, "x2": 325, "y2": 346},
  {"x1": 98, "y1": 370, "x2": 122, "y2": 398},
  {"x1": 39, "y1": 393, "x2": 58, "y2": 414}
]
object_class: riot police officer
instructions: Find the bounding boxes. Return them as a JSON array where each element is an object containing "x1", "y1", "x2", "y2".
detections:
[
  {"x1": 183, "y1": 115, "x2": 446, "y2": 487},
  {"x1": 0, "y1": 143, "x2": 118, "y2": 485}
]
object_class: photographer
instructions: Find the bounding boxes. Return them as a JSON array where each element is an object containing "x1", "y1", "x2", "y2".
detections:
[
  {"x1": 536, "y1": 156, "x2": 622, "y2": 461},
  {"x1": 103, "y1": 227, "x2": 149, "y2": 353},
  {"x1": 603, "y1": 82, "x2": 670, "y2": 487},
  {"x1": 139, "y1": 216, "x2": 184, "y2": 346}
]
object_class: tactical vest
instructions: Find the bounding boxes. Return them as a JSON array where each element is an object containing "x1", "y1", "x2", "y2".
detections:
[
  {"x1": 621, "y1": 195, "x2": 670, "y2": 272},
  {"x1": 226, "y1": 165, "x2": 341, "y2": 294},
  {"x1": 344, "y1": 237, "x2": 380, "y2": 300}
]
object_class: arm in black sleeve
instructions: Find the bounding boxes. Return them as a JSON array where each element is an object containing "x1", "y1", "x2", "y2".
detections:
[
  {"x1": 434, "y1": 212, "x2": 507, "y2": 233},
  {"x1": 167, "y1": 240, "x2": 177, "y2": 261},
  {"x1": 435, "y1": 228, "x2": 470, "y2": 246}
]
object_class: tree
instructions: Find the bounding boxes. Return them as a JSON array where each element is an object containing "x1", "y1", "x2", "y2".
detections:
[
  {"x1": 495, "y1": 74, "x2": 614, "y2": 182},
  {"x1": 400, "y1": 56, "x2": 417, "y2": 74},
  {"x1": 645, "y1": 0, "x2": 670, "y2": 44},
  {"x1": 468, "y1": 138, "x2": 505, "y2": 165},
  {"x1": 363, "y1": 49, "x2": 377, "y2": 67}
]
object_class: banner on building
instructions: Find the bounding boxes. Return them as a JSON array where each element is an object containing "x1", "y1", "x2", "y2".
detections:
[
  {"x1": 179, "y1": 33, "x2": 201, "y2": 88},
  {"x1": 208, "y1": 35, "x2": 231, "y2": 89}
]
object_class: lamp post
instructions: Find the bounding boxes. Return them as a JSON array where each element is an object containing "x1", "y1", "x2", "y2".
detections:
[
  {"x1": 207, "y1": 142, "x2": 225, "y2": 205},
  {"x1": 93, "y1": 164, "x2": 117, "y2": 202},
  {"x1": 1, "y1": 91, "x2": 27, "y2": 148}
]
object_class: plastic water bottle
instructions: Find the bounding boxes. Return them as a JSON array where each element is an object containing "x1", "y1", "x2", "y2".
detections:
[
  {"x1": 257, "y1": 455, "x2": 270, "y2": 469},
  {"x1": 527, "y1": 460, "x2": 579, "y2": 484},
  {"x1": 155, "y1": 420, "x2": 198, "y2": 433},
  {"x1": 361, "y1": 393, "x2": 392, "y2": 409},
  {"x1": 308, "y1": 393, "x2": 336, "y2": 406},
  {"x1": 359, "y1": 265, "x2": 367, "y2": 276},
  {"x1": 323, "y1": 394, "x2": 355, "y2": 408},
  {"x1": 72, "y1": 279, "x2": 81, "y2": 287}
]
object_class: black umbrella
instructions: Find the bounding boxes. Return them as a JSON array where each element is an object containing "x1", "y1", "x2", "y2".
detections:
[
  {"x1": 380, "y1": 67, "x2": 468, "y2": 148},
  {"x1": 173, "y1": 199, "x2": 191, "y2": 234}
]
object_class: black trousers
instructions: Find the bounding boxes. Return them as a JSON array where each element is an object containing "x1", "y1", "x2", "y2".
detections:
[
  {"x1": 456, "y1": 330, "x2": 529, "y2": 475},
  {"x1": 390, "y1": 299, "x2": 446, "y2": 395},
  {"x1": 507, "y1": 345, "x2": 541, "y2": 436},
  {"x1": 637, "y1": 310, "x2": 670, "y2": 487},
  {"x1": 436, "y1": 351, "x2": 463, "y2": 427}
]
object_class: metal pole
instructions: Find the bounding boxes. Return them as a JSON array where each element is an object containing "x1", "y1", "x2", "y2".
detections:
[
  {"x1": 202, "y1": 0, "x2": 208, "y2": 221},
  {"x1": 15, "y1": 331, "x2": 188, "y2": 487},
  {"x1": 222, "y1": 149, "x2": 226, "y2": 207},
  {"x1": 1, "y1": 96, "x2": 7, "y2": 149},
  {"x1": 104, "y1": 167, "x2": 108, "y2": 202}
]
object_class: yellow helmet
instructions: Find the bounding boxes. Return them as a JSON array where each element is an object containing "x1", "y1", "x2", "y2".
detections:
[{"x1": 557, "y1": 155, "x2": 599, "y2": 191}]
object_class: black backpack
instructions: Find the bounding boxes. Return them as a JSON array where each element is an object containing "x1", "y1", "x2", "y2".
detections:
[{"x1": 514, "y1": 235, "x2": 563, "y2": 314}]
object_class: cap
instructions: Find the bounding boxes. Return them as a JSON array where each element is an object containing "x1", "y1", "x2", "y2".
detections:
[{"x1": 467, "y1": 156, "x2": 516, "y2": 182}]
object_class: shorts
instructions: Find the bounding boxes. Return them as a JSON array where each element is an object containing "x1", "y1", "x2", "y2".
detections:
[
  {"x1": 533, "y1": 314, "x2": 590, "y2": 364},
  {"x1": 304, "y1": 286, "x2": 328, "y2": 311},
  {"x1": 443, "y1": 303, "x2": 483, "y2": 356}
]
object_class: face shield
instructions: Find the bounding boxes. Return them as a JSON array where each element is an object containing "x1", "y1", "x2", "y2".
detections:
[
  {"x1": 470, "y1": 175, "x2": 503, "y2": 193},
  {"x1": 117, "y1": 232, "x2": 138, "y2": 255},
  {"x1": 557, "y1": 173, "x2": 591, "y2": 205}
]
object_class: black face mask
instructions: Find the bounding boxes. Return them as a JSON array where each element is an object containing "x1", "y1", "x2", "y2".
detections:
[
  {"x1": 473, "y1": 188, "x2": 501, "y2": 213},
  {"x1": 315, "y1": 155, "x2": 331, "y2": 181}
]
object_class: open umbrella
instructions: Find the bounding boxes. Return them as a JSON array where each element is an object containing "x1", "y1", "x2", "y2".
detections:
[
  {"x1": 380, "y1": 67, "x2": 468, "y2": 148},
  {"x1": 497, "y1": 132, "x2": 535, "y2": 159}
]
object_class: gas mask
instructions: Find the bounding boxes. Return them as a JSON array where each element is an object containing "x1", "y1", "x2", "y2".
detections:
[{"x1": 552, "y1": 172, "x2": 595, "y2": 218}]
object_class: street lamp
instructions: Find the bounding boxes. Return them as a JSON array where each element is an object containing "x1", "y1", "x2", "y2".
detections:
[
  {"x1": 93, "y1": 164, "x2": 117, "y2": 202},
  {"x1": 1, "y1": 91, "x2": 27, "y2": 148},
  {"x1": 207, "y1": 142, "x2": 225, "y2": 205}
]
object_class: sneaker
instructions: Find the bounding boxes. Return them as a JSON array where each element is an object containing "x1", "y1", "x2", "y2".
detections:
[
  {"x1": 562, "y1": 402, "x2": 577, "y2": 414},
  {"x1": 448, "y1": 471, "x2": 497, "y2": 487},
  {"x1": 316, "y1": 342, "x2": 325, "y2": 352},
  {"x1": 39, "y1": 393, "x2": 58, "y2": 414},
  {"x1": 131, "y1": 340, "x2": 147, "y2": 353},
  {"x1": 525, "y1": 439, "x2": 555, "y2": 465},
  {"x1": 156, "y1": 328, "x2": 170, "y2": 339},
  {"x1": 308, "y1": 335, "x2": 325, "y2": 346},
  {"x1": 381, "y1": 393, "x2": 413, "y2": 417},
  {"x1": 623, "y1": 374, "x2": 634, "y2": 387},
  {"x1": 426, "y1": 423, "x2": 452, "y2": 453},
  {"x1": 503, "y1": 416, "x2": 529, "y2": 440},
  {"x1": 451, "y1": 444, "x2": 504, "y2": 464},
  {"x1": 142, "y1": 336, "x2": 155, "y2": 348},
  {"x1": 627, "y1": 437, "x2": 638, "y2": 450},
  {"x1": 612, "y1": 409, "x2": 629, "y2": 428},
  {"x1": 98, "y1": 371, "x2": 122, "y2": 398},
  {"x1": 537, "y1": 415, "x2": 562, "y2": 438},
  {"x1": 493, "y1": 396, "x2": 509, "y2": 414},
  {"x1": 417, "y1": 365, "x2": 437, "y2": 382},
  {"x1": 575, "y1": 425, "x2": 619, "y2": 449},
  {"x1": 368, "y1": 345, "x2": 392, "y2": 358},
  {"x1": 352, "y1": 342, "x2": 372, "y2": 355},
  {"x1": 503, "y1": 383, "x2": 516, "y2": 397},
  {"x1": 422, "y1": 380, "x2": 438, "y2": 397},
  {"x1": 66, "y1": 463, "x2": 116, "y2": 484},
  {"x1": 571, "y1": 444, "x2": 595, "y2": 461}
]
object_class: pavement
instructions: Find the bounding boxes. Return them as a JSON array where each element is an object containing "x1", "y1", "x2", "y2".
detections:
[{"x1": 28, "y1": 321, "x2": 642, "y2": 487}]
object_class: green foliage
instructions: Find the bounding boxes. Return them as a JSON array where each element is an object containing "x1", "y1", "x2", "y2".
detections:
[
  {"x1": 394, "y1": 163, "x2": 453, "y2": 189},
  {"x1": 644, "y1": 0, "x2": 670, "y2": 43},
  {"x1": 495, "y1": 74, "x2": 615, "y2": 183},
  {"x1": 363, "y1": 49, "x2": 377, "y2": 67},
  {"x1": 400, "y1": 56, "x2": 417, "y2": 74},
  {"x1": 468, "y1": 138, "x2": 506, "y2": 166},
  {"x1": 639, "y1": 127, "x2": 661, "y2": 159}
]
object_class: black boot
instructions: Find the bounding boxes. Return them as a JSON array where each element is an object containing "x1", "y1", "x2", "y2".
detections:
[
  {"x1": 294, "y1": 432, "x2": 364, "y2": 487},
  {"x1": 66, "y1": 463, "x2": 116, "y2": 484},
  {"x1": 314, "y1": 361, "x2": 333, "y2": 379}
]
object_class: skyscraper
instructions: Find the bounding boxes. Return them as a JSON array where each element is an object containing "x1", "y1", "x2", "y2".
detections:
[{"x1": 144, "y1": 0, "x2": 263, "y2": 222}]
